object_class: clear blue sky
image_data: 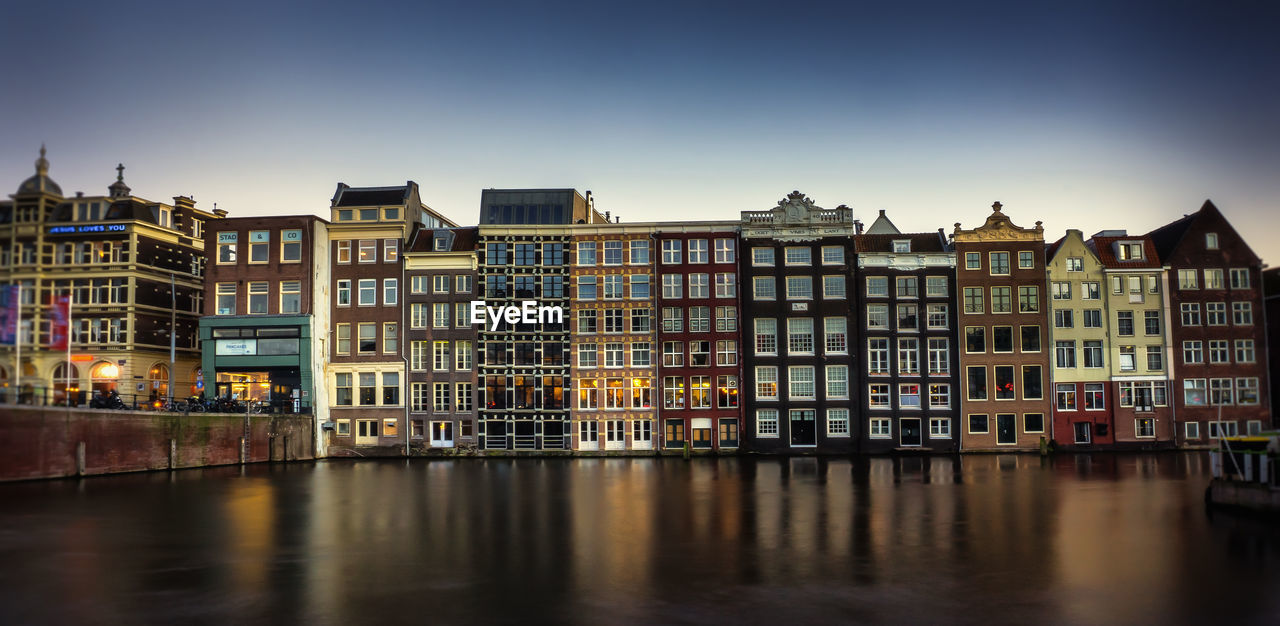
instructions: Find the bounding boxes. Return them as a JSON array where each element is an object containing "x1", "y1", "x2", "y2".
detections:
[{"x1": 3, "y1": 1, "x2": 1278, "y2": 261}]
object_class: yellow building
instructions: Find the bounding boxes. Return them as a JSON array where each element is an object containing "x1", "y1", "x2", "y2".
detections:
[{"x1": 1046, "y1": 229, "x2": 1110, "y2": 447}]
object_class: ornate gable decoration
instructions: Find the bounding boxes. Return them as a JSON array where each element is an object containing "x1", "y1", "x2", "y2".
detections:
[
  {"x1": 953, "y1": 201, "x2": 1044, "y2": 242},
  {"x1": 740, "y1": 190, "x2": 854, "y2": 240}
]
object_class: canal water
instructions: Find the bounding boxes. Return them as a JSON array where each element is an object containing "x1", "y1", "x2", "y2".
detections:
[{"x1": 1, "y1": 454, "x2": 1278, "y2": 625}]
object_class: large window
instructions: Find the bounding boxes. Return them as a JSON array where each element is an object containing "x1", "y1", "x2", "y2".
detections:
[
  {"x1": 714, "y1": 238, "x2": 736, "y2": 263},
  {"x1": 967, "y1": 366, "x2": 987, "y2": 400},
  {"x1": 215, "y1": 283, "x2": 236, "y2": 315},
  {"x1": 787, "y1": 318, "x2": 814, "y2": 354},
  {"x1": 756, "y1": 366, "x2": 778, "y2": 400},
  {"x1": 788, "y1": 366, "x2": 815, "y2": 399},
  {"x1": 280, "y1": 281, "x2": 301, "y2": 314},
  {"x1": 248, "y1": 282, "x2": 268, "y2": 314}
]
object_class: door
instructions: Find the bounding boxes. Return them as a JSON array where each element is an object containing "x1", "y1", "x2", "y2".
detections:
[
  {"x1": 431, "y1": 421, "x2": 454, "y2": 447},
  {"x1": 355, "y1": 419, "x2": 379, "y2": 446},
  {"x1": 1073, "y1": 422, "x2": 1091, "y2": 444},
  {"x1": 790, "y1": 409, "x2": 817, "y2": 446},
  {"x1": 665, "y1": 419, "x2": 685, "y2": 448},
  {"x1": 605, "y1": 420, "x2": 625, "y2": 450},
  {"x1": 900, "y1": 418, "x2": 922, "y2": 446},
  {"x1": 719, "y1": 419, "x2": 739, "y2": 449},
  {"x1": 632, "y1": 420, "x2": 653, "y2": 450},
  {"x1": 996, "y1": 414, "x2": 1016, "y2": 445},
  {"x1": 579, "y1": 420, "x2": 599, "y2": 451},
  {"x1": 1134, "y1": 387, "x2": 1153, "y2": 412}
]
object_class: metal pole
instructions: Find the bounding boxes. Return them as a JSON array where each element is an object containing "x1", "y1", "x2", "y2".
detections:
[
  {"x1": 14, "y1": 282, "x2": 21, "y2": 404},
  {"x1": 169, "y1": 272, "x2": 176, "y2": 406},
  {"x1": 66, "y1": 288, "x2": 73, "y2": 408}
]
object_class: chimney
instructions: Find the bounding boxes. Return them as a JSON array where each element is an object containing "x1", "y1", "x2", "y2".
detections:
[{"x1": 854, "y1": 220, "x2": 864, "y2": 235}]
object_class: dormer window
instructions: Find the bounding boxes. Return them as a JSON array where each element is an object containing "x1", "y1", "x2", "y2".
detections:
[
  {"x1": 1116, "y1": 242, "x2": 1144, "y2": 261},
  {"x1": 892, "y1": 240, "x2": 910, "y2": 253},
  {"x1": 1206, "y1": 233, "x2": 1219, "y2": 250},
  {"x1": 359, "y1": 208, "x2": 378, "y2": 221},
  {"x1": 434, "y1": 237, "x2": 449, "y2": 252},
  {"x1": 383, "y1": 208, "x2": 400, "y2": 221},
  {"x1": 337, "y1": 209, "x2": 353, "y2": 221}
]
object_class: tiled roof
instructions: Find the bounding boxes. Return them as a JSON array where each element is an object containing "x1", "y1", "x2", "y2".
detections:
[
  {"x1": 334, "y1": 187, "x2": 408, "y2": 207},
  {"x1": 854, "y1": 232, "x2": 948, "y2": 253},
  {"x1": 1088, "y1": 235, "x2": 1162, "y2": 268}
]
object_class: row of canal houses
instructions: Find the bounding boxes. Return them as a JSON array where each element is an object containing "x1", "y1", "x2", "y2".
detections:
[{"x1": 198, "y1": 183, "x2": 1271, "y2": 457}]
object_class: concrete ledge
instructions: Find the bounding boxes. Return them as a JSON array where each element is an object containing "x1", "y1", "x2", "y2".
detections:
[{"x1": 1207, "y1": 480, "x2": 1280, "y2": 515}]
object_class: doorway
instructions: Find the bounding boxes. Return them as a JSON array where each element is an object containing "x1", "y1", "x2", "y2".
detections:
[
  {"x1": 789, "y1": 409, "x2": 817, "y2": 447},
  {"x1": 996, "y1": 414, "x2": 1016, "y2": 445},
  {"x1": 900, "y1": 418, "x2": 922, "y2": 446},
  {"x1": 431, "y1": 421, "x2": 454, "y2": 447},
  {"x1": 355, "y1": 419, "x2": 380, "y2": 446}
]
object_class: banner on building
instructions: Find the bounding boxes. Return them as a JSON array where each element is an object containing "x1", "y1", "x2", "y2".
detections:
[
  {"x1": 0, "y1": 285, "x2": 18, "y2": 345},
  {"x1": 49, "y1": 295, "x2": 71, "y2": 352}
]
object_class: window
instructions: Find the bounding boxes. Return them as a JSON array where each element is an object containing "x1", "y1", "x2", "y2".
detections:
[
  {"x1": 433, "y1": 303, "x2": 450, "y2": 329},
  {"x1": 752, "y1": 247, "x2": 775, "y2": 266},
  {"x1": 577, "y1": 242, "x2": 597, "y2": 266},
  {"x1": 825, "y1": 317, "x2": 848, "y2": 354},
  {"x1": 356, "y1": 279, "x2": 376, "y2": 306},
  {"x1": 1083, "y1": 340, "x2": 1103, "y2": 368},
  {"x1": 892, "y1": 240, "x2": 910, "y2": 253},
  {"x1": 661, "y1": 240, "x2": 681, "y2": 264},
  {"x1": 410, "y1": 341, "x2": 429, "y2": 371},
  {"x1": 1018, "y1": 251, "x2": 1034, "y2": 269},
  {"x1": 1235, "y1": 340, "x2": 1255, "y2": 364},
  {"x1": 1206, "y1": 302, "x2": 1227, "y2": 325},
  {"x1": 821, "y1": 246, "x2": 844, "y2": 265},
  {"x1": 280, "y1": 229, "x2": 302, "y2": 262},
  {"x1": 756, "y1": 366, "x2": 778, "y2": 400},
  {"x1": 215, "y1": 282, "x2": 236, "y2": 315},
  {"x1": 578, "y1": 276, "x2": 598, "y2": 301},
  {"x1": 1066, "y1": 257, "x2": 1083, "y2": 272},
  {"x1": 602, "y1": 275, "x2": 623, "y2": 299},
  {"x1": 755, "y1": 319, "x2": 777, "y2": 354},
  {"x1": 897, "y1": 304, "x2": 918, "y2": 330},
  {"x1": 336, "y1": 324, "x2": 351, "y2": 355},
  {"x1": 579, "y1": 344, "x2": 599, "y2": 368},
  {"x1": 752, "y1": 276, "x2": 776, "y2": 300},
  {"x1": 991, "y1": 287, "x2": 1011, "y2": 313},
  {"x1": 784, "y1": 247, "x2": 811, "y2": 265},
  {"x1": 866, "y1": 276, "x2": 889, "y2": 297},
  {"x1": 382, "y1": 323, "x2": 397, "y2": 354},
  {"x1": 1024, "y1": 414, "x2": 1045, "y2": 434},
  {"x1": 632, "y1": 379, "x2": 653, "y2": 409},
  {"x1": 868, "y1": 338, "x2": 889, "y2": 374},
  {"x1": 787, "y1": 318, "x2": 814, "y2": 354},
  {"x1": 1082, "y1": 282, "x2": 1100, "y2": 300},
  {"x1": 358, "y1": 372, "x2": 377, "y2": 405},
  {"x1": 433, "y1": 341, "x2": 451, "y2": 370},
  {"x1": 1147, "y1": 346, "x2": 1164, "y2": 371},
  {"x1": 433, "y1": 383, "x2": 450, "y2": 412},
  {"x1": 383, "y1": 278, "x2": 398, "y2": 305},
  {"x1": 898, "y1": 338, "x2": 919, "y2": 374},
  {"x1": 248, "y1": 281, "x2": 269, "y2": 314},
  {"x1": 757, "y1": 409, "x2": 779, "y2": 437},
  {"x1": 965, "y1": 252, "x2": 980, "y2": 270},
  {"x1": 867, "y1": 418, "x2": 891, "y2": 438},
  {"x1": 1232, "y1": 302, "x2": 1253, "y2": 325},
  {"x1": 1177, "y1": 269, "x2": 1198, "y2": 290},
  {"x1": 630, "y1": 240, "x2": 650, "y2": 264},
  {"x1": 965, "y1": 327, "x2": 986, "y2": 353},
  {"x1": 827, "y1": 409, "x2": 850, "y2": 436},
  {"x1": 789, "y1": 366, "x2": 815, "y2": 399},
  {"x1": 967, "y1": 366, "x2": 988, "y2": 400},
  {"x1": 992, "y1": 327, "x2": 1013, "y2": 353},
  {"x1": 541, "y1": 243, "x2": 563, "y2": 266},
  {"x1": 714, "y1": 238, "x2": 735, "y2": 263},
  {"x1": 1181, "y1": 303, "x2": 1200, "y2": 326},
  {"x1": 1237, "y1": 378, "x2": 1259, "y2": 405},
  {"x1": 715, "y1": 340, "x2": 736, "y2": 366},
  {"x1": 357, "y1": 240, "x2": 377, "y2": 263},
  {"x1": 662, "y1": 307, "x2": 682, "y2": 332},
  {"x1": 383, "y1": 239, "x2": 398, "y2": 263},
  {"x1": 866, "y1": 304, "x2": 889, "y2": 330},
  {"x1": 1056, "y1": 383, "x2": 1077, "y2": 410},
  {"x1": 1135, "y1": 418, "x2": 1154, "y2": 438},
  {"x1": 1052, "y1": 282, "x2": 1071, "y2": 300},
  {"x1": 1018, "y1": 286, "x2": 1039, "y2": 313},
  {"x1": 690, "y1": 376, "x2": 711, "y2": 408},
  {"x1": 994, "y1": 366, "x2": 1015, "y2": 400},
  {"x1": 929, "y1": 384, "x2": 951, "y2": 408},
  {"x1": 662, "y1": 275, "x2": 683, "y2": 299},
  {"x1": 990, "y1": 252, "x2": 1010, "y2": 275},
  {"x1": 827, "y1": 366, "x2": 848, "y2": 398},
  {"x1": 1116, "y1": 311, "x2": 1133, "y2": 336},
  {"x1": 1021, "y1": 326, "x2": 1042, "y2": 352},
  {"x1": 869, "y1": 383, "x2": 891, "y2": 408},
  {"x1": 926, "y1": 304, "x2": 948, "y2": 329},
  {"x1": 929, "y1": 418, "x2": 951, "y2": 438},
  {"x1": 688, "y1": 307, "x2": 709, "y2": 333},
  {"x1": 715, "y1": 306, "x2": 736, "y2": 332},
  {"x1": 606, "y1": 379, "x2": 626, "y2": 409},
  {"x1": 248, "y1": 231, "x2": 269, "y2": 263},
  {"x1": 897, "y1": 277, "x2": 918, "y2": 298},
  {"x1": 1022, "y1": 365, "x2": 1043, "y2": 399},
  {"x1": 1185, "y1": 422, "x2": 1201, "y2": 439},
  {"x1": 823, "y1": 275, "x2": 846, "y2": 299},
  {"x1": 1084, "y1": 383, "x2": 1104, "y2": 411},
  {"x1": 926, "y1": 276, "x2": 948, "y2": 298},
  {"x1": 605, "y1": 343, "x2": 626, "y2": 368},
  {"x1": 1229, "y1": 268, "x2": 1250, "y2": 289},
  {"x1": 688, "y1": 239, "x2": 709, "y2": 264},
  {"x1": 579, "y1": 380, "x2": 599, "y2": 409},
  {"x1": 968, "y1": 414, "x2": 989, "y2": 434},
  {"x1": 335, "y1": 373, "x2": 352, "y2": 406},
  {"x1": 1183, "y1": 340, "x2": 1203, "y2": 364},
  {"x1": 899, "y1": 383, "x2": 920, "y2": 408},
  {"x1": 715, "y1": 273, "x2": 736, "y2": 298},
  {"x1": 603, "y1": 240, "x2": 623, "y2": 265},
  {"x1": 632, "y1": 308, "x2": 653, "y2": 333},
  {"x1": 785, "y1": 276, "x2": 813, "y2": 300},
  {"x1": 1184, "y1": 379, "x2": 1207, "y2": 406},
  {"x1": 1082, "y1": 309, "x2": 1101, "y2": 328},
  {"x1": 1209, "y1": 378, "x2": 1233, "y2": 405},
  {"x1": 1055, "y1": 341, "x2": 1076, "y2": 368},
  {"x1": 216, "y1": 232, "x2": 238, "y2": 263},
  {"x1": 1208, "y1": 340, "x2": 1229, "y2": 364},
  {"x1": 1204, "y1": 269, "x2": 1224, "y2": 290},
  {"x1": 963, "y1": 287, "x2": 984, "y2": 314},
  {"x1": 1206, "y1": 233, "x2": 1219, "y2": 249},
  {"x1": 1054, "y1": 309, "x2": 1074, "y2": 329}
]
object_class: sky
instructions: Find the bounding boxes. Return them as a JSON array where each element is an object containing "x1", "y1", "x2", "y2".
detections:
[{"x1": 3, "y1": 0, "x2": 1279, "y2": 261}]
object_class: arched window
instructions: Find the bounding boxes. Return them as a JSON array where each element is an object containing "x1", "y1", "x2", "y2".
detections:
[
  {"x1": 52, "y1": 362, "x2": 81, "y2": 406},
  {"x1": 90, "y1": 361, "x2": 120, "y2": 396},
  {"x1": 148, "y1": 363, "x2": 170, "y2": 401}
]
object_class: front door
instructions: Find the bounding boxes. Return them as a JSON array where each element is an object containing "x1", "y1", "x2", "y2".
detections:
[
  {"x1": 355, "y1": 419, "x2": 379, "y2": 446},
  {"x1": 431, "y1": 421, "x2": 454, "y2": 447},
  {"x1": 578, "y1": 421, "x2": 599, "y2": 451},
  {"x1": 1073, "y1": 422, "x2": 1091, "y2": 444},
  {"x1": 1134, "y1": 387, "x2": 1153, "y2": 412},
  {"x1": 996, "y1": 414, "x2": 1016, "y2": 445},
  {"x1": 719, "y1": 419, "x2": 739, "y2": 448},
  {"x1": 790, "y1": 409, "x2": 817, "y2": 447},
  {"x1": 900, "y1": 418, "x2": 922, "y2": 446}
]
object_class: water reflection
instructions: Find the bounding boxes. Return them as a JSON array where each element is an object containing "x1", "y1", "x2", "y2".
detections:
[{"x1": 1, "y1": 454, "x2": 1278, "y2": 624}]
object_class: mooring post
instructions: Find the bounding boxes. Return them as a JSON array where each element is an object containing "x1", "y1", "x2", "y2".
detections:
[
  {"x1": 239, "y1": 437, "x2": 247, "y2": 465},
  {"x1": 76, "y1": 441, "x2": 86, "y2": 476},
  {"x1": 168, "y1": 438, "x2": 177, "y2": 470}
]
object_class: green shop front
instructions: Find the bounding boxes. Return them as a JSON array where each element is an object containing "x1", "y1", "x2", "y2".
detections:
[{"x1": 199, "y1": 315, "x2": 316, "y2": 414}]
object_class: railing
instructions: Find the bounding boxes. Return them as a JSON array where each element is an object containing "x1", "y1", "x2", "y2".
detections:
[{"x1": 0, "y1": 388, "x2": 314, "y2": 415}]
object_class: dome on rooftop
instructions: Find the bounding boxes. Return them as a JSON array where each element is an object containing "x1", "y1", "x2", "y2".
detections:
[{"x1": 17, "y1": 145, "x2": 62, "y2": 196}]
